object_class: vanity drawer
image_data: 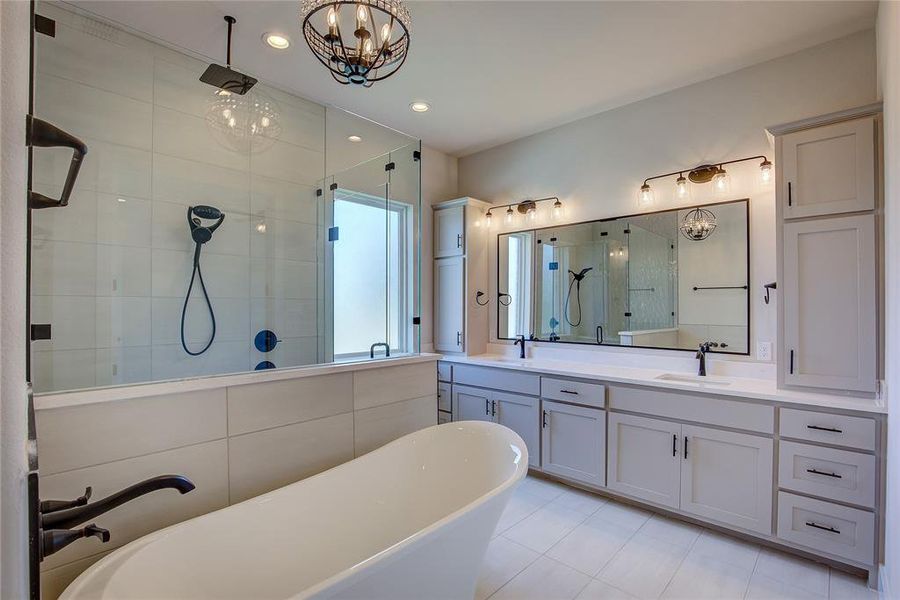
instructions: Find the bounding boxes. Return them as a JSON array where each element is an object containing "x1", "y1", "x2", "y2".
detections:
[
  {"x1": 437, "y1": 382, "x2": 452, "y2": 412},
  {"x1": 437, "y1": 362, "x2": 452, "y2": 383},
  {"x1": 541, "y1": 378, "x2": 605, "y2": 409},
  {"x1": 452, "y1": 364, "x2": 540, "y2": 395},
  {"x1": 780, "y1": 408, "x2": 876, "y2": 451},
  {"x1": 777, "y1": 491, "x2": 875, "y2": 564},
  {"x1": 608, "y1": 386, "x2": 774, "y2": 433},
  {"x1": 778, "y1": 441, "x2": 876, "y2": 507}
]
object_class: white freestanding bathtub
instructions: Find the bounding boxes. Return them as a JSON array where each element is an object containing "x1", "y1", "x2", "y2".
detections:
[{"x1": 61, "y1": 421, "x2": 528, "y2": 600}]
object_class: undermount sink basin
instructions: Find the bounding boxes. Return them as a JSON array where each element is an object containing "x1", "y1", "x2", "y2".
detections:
[{"x1": 655, "y1": 373, "x2": 732, "y2": 386}]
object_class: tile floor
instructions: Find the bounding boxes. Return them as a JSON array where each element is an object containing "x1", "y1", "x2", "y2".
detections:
[{"x1": 477, "y1": 475, "x2": 877, "y2": 600}]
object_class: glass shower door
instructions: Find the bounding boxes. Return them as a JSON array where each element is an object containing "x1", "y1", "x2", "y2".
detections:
[{"x1": 386, "y1": 142, "x2": 421, "y2": 355}]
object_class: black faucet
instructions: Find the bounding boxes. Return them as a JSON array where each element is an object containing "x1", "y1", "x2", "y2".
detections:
[
  {"x1": 40, "y1": 475, "x2": 195, "y2": 558},
  {"x1": 696, "y1": 342, "x2": 719, "y2": 376},
  {"x1": 514, "y1": 335, "x2": 526, "y2": 359}
]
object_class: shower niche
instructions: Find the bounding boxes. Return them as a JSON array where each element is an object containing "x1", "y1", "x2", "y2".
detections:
[{"x1": 498, "y1": 199, "x2": 749, "y2": 354}]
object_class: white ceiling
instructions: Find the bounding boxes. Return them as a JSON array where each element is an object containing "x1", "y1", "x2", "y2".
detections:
[{"x1": 69, "y1": 0, "x2": 877, "y2": 156}]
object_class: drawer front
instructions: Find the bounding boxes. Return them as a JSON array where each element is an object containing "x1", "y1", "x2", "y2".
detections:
[
  {"x1": 437, "y1": 362, "x2": 452, "y2": 383},
  {"x1": 780, "y1": 408, "x2": 876, "y2": 451},
  {"x1": 541, "y1": 377, "x2": 605, "y2": 409},
  {"x1": 608, "y1": 386, "x2": 774, "y2": 433},
  {"x1": 452, "y1": 364, "x2": 540, "y2": 395},
  {"x1": 778, "y1": 441, "x2": 876, "y2": 508},
  {"x1": 777, "y1": 491, "x2": 875, "y2": 564},
  {"x1": 437, "y1": 382, "x2": 452, "y2": 412}
]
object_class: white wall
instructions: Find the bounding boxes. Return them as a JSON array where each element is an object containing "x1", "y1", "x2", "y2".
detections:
[
  {"x1": 876, "y1": 2, "x2": 898, "y2": 596},
  {"x1": 0, "y1": 1, "x2": 32, "y2": 597},
  {"x1": 459, "y1": 30, "x2": 877, "y2": 361}
]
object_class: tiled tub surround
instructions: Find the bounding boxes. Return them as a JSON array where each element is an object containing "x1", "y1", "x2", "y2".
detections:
[
  {"x1": 35, "y1": 356, "x2": 438, "y2": 599},
  {"x1": 438, "y1": 349, "x2": 885, "y2": 588}
]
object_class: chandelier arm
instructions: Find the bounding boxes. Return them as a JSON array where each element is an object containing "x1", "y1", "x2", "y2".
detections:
[{"x1": 364, "y1": 38, "x2": 409, "y2": 81}]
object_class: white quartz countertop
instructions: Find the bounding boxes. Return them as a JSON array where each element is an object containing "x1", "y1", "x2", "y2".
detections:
[
  {"x1": 35, "y1": 353, "x2": 441, "y2": 411},
  {"x1": 440, "y1": 354, "x2": 886, "y2": 415}
]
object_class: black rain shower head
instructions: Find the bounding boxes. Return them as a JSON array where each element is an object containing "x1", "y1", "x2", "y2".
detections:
[{"x1": 199, "y1": 16, "x2": 257, "y2": 95}]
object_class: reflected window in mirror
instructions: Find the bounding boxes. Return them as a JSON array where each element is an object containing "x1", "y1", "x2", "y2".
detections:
[{"x1": 498, "y1": 231, "x2": 533, "y2": 339}]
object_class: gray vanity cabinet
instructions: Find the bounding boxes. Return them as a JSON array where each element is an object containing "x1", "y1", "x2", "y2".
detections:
[
  {"x1": 452, "y1": 384, "x2": 493, "y2": 422},
  {"x1": 434, "y1": 204, "x2": 465, "y2": 258},
  {"x1": 541, "y1": 400, "x2": 605, "y2": 487},
  {"x1": 782, "y1": 214, "x2": 877, "y2": 393},
  {"x1": 607, "y1": 413, "x2": 681, "y2": 508},
  {"x1": 780, "y1": 117, "x2": 876, "y2": 219}
]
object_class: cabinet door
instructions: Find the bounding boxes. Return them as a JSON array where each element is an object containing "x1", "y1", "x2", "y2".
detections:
[
  {"x1": 434, "y1": 205, "x2": 465, "y2": 258},
  {"x1": 494, "y1": 392, "x2": 539, "y2": 468},
  {"x1": 680, "y1": 424, "x2": 773, "y2": 535},
  {"x1": 437, "y1": 382, "x2": 452, "y2": 413},
  {"x1": 434, "y1": 256, "x2": 464, "y2": 352},
  {"x1": 783, "y1": 215, "x2": 876, "y2": 392},
  {"x1": 541, "y1": 400, "x2": 605, "y2": 487},
  {"x1": 607, "y1": 413, "x2": 681, "y2": 509},
  {"x1": 781, "y1": 118, "x2": 875, "y2": 218},
  {"x1": 451, "y1": 385, "x2": 493, "y2": 422}
]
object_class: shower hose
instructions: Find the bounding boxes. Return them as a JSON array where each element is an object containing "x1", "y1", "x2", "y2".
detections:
[
  {"x1": 180, "y1": 247, "x2": 216, "y2": 356},
  {"x1": 564, "y1": 277, "x2": 583, "y2": 327}
]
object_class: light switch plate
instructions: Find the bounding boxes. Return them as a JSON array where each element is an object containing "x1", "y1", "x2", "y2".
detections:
[{"x1": 757, "y1": 342, "x2": 772, "y2": 361}]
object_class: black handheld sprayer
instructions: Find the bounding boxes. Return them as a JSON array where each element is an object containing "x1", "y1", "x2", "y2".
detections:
[
  {"x1": 565, "y1": 267, "x2": 593, "y2": 327},
  {"x1": 181, "y1": 205, "x2": 225, "y2": 356}
]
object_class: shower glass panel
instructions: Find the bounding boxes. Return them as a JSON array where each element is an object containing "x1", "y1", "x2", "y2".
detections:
[{"x1": 28, "y1": 3, "x2": 420, "y2": 394}]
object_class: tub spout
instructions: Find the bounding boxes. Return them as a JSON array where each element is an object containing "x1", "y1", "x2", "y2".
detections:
[{"x1": 41, "y1": 475, "x2": 195, "y2": 530}]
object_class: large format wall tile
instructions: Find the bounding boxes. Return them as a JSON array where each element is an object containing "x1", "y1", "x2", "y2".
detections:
[
  {"x1": 228, "y1": 412, "x2": 354, "y2": 503},
  {"x1": 250, "y1": 176, "x2": 318, "y2": 225},
  {"x1": 31, "y1": 296, "x2": 97, "y2": 351},
  {"x1": 152, "y1": 153, "x2": 250, "y2": 214},
  {"x1": 250, "y1": 335, "x2": 320, "y2": 369},
  {"x1": 250, "y1": 139, "x2": 324, "y2": 186},
  {"x1": 250, "y1": 258, "x2": 318, "y2": 300},
  {"x1": 41, "y1": 550, "x2": 112, "y2": 600},
  {"x1": 95, "y1": 297, "x2": 152, "y2": 348},
  {"x1": 151, "y1": 199, "x2": 250, "y2": 257},
  {"x1": 151, "y1": 249, "x2": 250, "y2": 299},
  {"x1": 250, "y1": 298, "x2": 319, "y2": 340},
  {"x1": 32, "y1": 240, "x2": 97, "y2": 296},
  {"x1": 151, "y1": 342, "x2": 250, "y2": 380},
  {"x1": 151, "y1": 297, "x2": 250, "y2": 346},
  {"x1": 95, "y1": 245, "x2": 151, "y2": 297},
  {"x1": 354, "y1": 395, "x2": 436, "y2": 456},
  {"x1": 94, "y1": 346, "x2": 152, "y2": 387},
  {"x1": 36, "y1": 388, "x2": 226, "y2": 475},
  {"x1": 96, "y1": 194, "x2": 152, "y2": 247},
  {"x1": 31, "y1": 349, "x2": 97, "y2": 394},
  {"x1": 228, "y1": 372, "x2": 353, "y2": 435},
  {"x1": 39, "y1": 439, "x2": 229, "y2": 571},
  {"x1": 353, "y1": 362, "x2": 436, "y2": 410},
  {"x1": 31, "y1": 187, "x2": 98, "y2": 244},
  {"x1": 249, "y1": 218, "x2": 318, "y2": 260},
  {"x1": 153, "y1": 106, "x2": 250, "y2": 172}
]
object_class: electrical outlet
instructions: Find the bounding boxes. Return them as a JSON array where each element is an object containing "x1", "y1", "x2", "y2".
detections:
[{"x1": 757, "y1": 342, "x2": 772, "y2": 362}]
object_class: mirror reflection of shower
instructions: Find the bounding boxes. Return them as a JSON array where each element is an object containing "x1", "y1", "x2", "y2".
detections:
[{"x1": 565, "y1": 267, "x2": 593, "y2": 327}]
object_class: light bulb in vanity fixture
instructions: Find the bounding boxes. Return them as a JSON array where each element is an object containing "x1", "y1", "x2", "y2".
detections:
[
  {"x1": 675, "y1": 174, "x2": 690, "y2": 200},
  {"x1": 759, "y1": 159, "x2": 773, "y2": 184},
  {"x1": 526, "y1": 206, "x2": 536, "y2": 222},
  {"x1": 639, "y1": 183, "x2": 654, "y2": 207},
  {"x1": 485, "y1": 210, "x2": 493, "y2": 227},
  {"x1": 552, "y1": 199, "x2": 563, "y2": 220},
  {"x1": 712, "y1": 166, "x2": 731, "y2": 195},
  {"x1": 505, "y1": 206, "x2": 514, "y2": 225}
]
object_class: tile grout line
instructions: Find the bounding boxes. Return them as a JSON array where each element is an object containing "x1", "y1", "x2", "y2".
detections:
[
  {"x1": 742, "y1": 547, "x2": 764, "y2": 599},
  {"x1": 655, "y1": 524, "x2": 703, "y2": 599}
]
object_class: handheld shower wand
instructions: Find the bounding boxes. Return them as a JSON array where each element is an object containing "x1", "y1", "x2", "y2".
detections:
[
  {"x1": 181, "y1": 206, "x2": 225, "y2": 356},
  {"x1": 564, "y1": 267, "x2": 593, "y2": 327}
]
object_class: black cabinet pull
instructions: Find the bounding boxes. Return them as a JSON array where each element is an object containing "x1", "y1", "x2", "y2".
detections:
[
  {"x1": 559, "y1": 389, "x2": 579, "y2": 395},
  {"x1": 457, "y1": 233, "x2": 462, "y2": 248},
  {"x1": 491, "y1": 400, "x2": 496, "y2": 417},
  {"x1": 456, "y1": 331, "x2": 461, "y2": 346},
  {"x1": 485, "y1": 399, "x2": 490, "y2": 416},
  {"x1": 672, "y1": 434, "x2": 677, "y2": 457},
  {"x1": 805, "y1": 521, "x2": 840, "y2": 534},
  {"x1": 789, "y1": 349, "x2": 794, "y2": 374},
  {"x1": 542, "y1": 410, "x2": 548, "y2": 428},
  {"x1": 807, "y1": 424, "x2": 843, "y2": 434},
  {"x1": 807, "y1": 468, "x2": 842, "y2": 479},
  {"x1": 788, "y1": 181, "x2": 793, "y2": 207},
  {"x1": 683, "y1": 436, "x2": 689, "y2": 459}
]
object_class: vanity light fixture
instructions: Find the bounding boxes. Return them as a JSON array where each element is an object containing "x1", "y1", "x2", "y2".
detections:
[
  {"x1": 489, "y1": 197, "x2": 563, "y2": 227},
  {"x1": 485, "y1": 210, "x2": 493, "y2": 227},
  {"x1": 640, "y1": 155, "x2": 771, "y2": 206},
  {"x1": 264, "y1": 33, "x2": 291, "y2": 49},
  {"x1": 299, "y1": 0, "x2": 411, "y2": 87}
]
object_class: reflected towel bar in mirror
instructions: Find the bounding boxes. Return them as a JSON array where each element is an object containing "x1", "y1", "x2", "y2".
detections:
[{"x1": 692, "y1": 285, "x2": 749, "y2": 291}]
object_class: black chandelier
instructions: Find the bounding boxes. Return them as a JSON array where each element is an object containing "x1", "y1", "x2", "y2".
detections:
[
  {"x1": 299, "y1": 0, "x2": 411, "y2": 87},
  {"x1": 680, "y1": 206, "x2": 718, "y2": 241}
]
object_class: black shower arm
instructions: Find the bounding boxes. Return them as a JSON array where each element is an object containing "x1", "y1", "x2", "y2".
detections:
[{"x1": 27, "y1": 116, "x2": 88, "y2": 210}]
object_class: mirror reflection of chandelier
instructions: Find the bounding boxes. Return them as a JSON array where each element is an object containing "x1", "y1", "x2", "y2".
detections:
[
  {"x1": 299, "y1": 0, "x2": 411, "y2": 87},
  {"x1": 680, "y1": 206, "x2": 717, "y2": 241},
  {"x1": 205, "y1": 88, "x2": 281, "y2": 154}
]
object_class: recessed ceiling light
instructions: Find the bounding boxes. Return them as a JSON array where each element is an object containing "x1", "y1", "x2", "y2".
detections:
[
  {"x1": 410, "y1": 101, "x2": 430, "y2": 113},
  {"x1": 264, "y1": 33, "x2": 291, "y2": 50},
  {"x1": 348, "y1": 135, "x2": 362, "y2": 143}
]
